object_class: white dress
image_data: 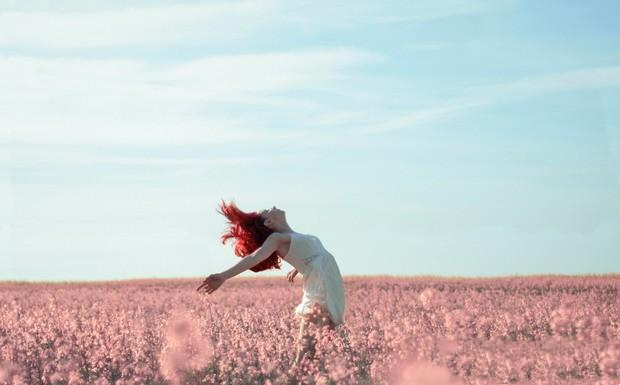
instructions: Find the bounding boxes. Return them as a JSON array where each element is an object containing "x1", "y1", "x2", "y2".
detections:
[{"x1": 283, "y1": 232, "x2": 345, "y2": 326}]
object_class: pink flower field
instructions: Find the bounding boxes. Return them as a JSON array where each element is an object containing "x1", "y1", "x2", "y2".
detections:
[{"x1": 0, "y1": 275, "x2": 618, "y2": 385}]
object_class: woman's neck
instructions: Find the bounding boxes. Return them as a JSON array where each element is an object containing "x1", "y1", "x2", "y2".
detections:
[{"x1": 277, "y1": 223, "x2": 295, "y2": 233}]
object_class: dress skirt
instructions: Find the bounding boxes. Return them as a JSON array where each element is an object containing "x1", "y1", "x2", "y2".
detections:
[{"x1": 294, "y1": 253, "x2": 345, "y2": 326}]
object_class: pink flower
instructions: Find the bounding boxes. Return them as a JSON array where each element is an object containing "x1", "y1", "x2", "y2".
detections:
[
  {"x1": 419, "y1": 288, "x2": 443, "y2": 309},
  {"x1": 159, "y1": 310, "x2": 215, "y2": 385},
  {"x1": 0, "y1": 361, "x2": 24, "y2": 384},
  {"x1": 391, "y1": 357, "x2": 464, "y2": 385}
]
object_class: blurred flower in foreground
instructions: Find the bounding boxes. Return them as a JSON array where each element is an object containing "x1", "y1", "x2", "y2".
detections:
[
  {"x1": 159, "y1": 310, "x2": 214, "y2": 385},
  {"x1": 0, "y1": 361, "x2": 26, "y2": 385},
  {"x1": 390, "y1": 356, "x2": 463, "y2": 385}
]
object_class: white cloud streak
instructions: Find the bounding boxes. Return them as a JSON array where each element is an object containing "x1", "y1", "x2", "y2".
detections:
[
  {"x1": 0, "y1": 1, "x2": 282, "y2": 49},
  {"x1": 0, "y1": 0, "x2": 510, "y2": 49},
  {"x1": 353, "y1": 66, "x2": 620, "y2": 135},
  {"x1": 467, "y1": 66, "x2": 620, "y2": 96},
  {"x1": 0, "y1": 48, "x2": 381, "y2": 146},
  {"x1": 0, "y1": 0, "x2": 518, "y2": 150},
  {"x1": 1, "y1": 144, "x2": 320, "y2": 169}
]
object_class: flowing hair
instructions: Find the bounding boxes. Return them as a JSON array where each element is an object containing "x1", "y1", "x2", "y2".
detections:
[{"x1": 216, "y1": 199, "x2": 283, "y2": 272}]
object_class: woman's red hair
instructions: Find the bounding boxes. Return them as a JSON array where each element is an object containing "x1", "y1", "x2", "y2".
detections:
[{"x1": 216, "y1": 199, "x2": 282, "y2": 272}]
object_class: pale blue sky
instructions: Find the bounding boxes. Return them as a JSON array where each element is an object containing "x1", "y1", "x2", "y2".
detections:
[{"x1": 1, "y1": 0, "x2": 619, "y2": 281}]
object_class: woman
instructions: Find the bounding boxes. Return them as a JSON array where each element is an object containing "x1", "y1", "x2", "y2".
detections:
[{"x1": 196, "y1": 200, "x2": 346, "y2": 366}]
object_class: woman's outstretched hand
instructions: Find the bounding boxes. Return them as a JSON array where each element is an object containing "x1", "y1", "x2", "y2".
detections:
[
  {"x1": 197, "y1": 273, "x2": 225, "y2": 294},
  {"x1": 287, "y1": 268, "x2": 298, "y2": 283}
]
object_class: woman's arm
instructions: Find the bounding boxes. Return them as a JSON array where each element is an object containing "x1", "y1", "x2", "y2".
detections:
[
  {"x1": 220, "y1": 233, "x2": 281, "y2": 280},
  {"x1": 197, "y1": 233, "x2": 282, "y2": 294}
]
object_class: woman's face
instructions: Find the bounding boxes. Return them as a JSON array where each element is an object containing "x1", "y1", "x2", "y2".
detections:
[{"x1": 259, "y1": 206, "x2": 285, "y2": 227}]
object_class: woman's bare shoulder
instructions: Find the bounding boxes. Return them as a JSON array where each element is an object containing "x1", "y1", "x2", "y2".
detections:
[
  {"x1": 270, "y1": 232, "x2": 296, "y2": 244},
  {"x1": 274, "y1": 232, "x2": 293, "y2": 240}
]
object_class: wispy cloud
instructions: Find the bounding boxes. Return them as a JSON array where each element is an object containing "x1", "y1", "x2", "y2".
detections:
[
  {"x1": 401, "y1": 42, "x2": 447, "y2": 52},
  {"x1": 1, "y1": 146, "x2": 256, "y2": 166},
  {"x1": 277, "y1": 0, "x2": 515, "y2": 27},
  {"x1": 1, "y1": 144, "x2": 320, "y2": 168},
  {"x1": 0, "y1": 1, "x2": 282, "y2": 49},
  {"x1": 159, "y1": 48, "x2": 382, "y2": 97},
  {"x1": 0, "y1": 0, "x2": 513, "y2": 50},
  {"x1": 0, "y1": 48, "x2": 381, "y2": 146},
  {"x1": 351, "y1": 66, "x2": 620, "y2": 135},
  {"x1": 0, "y1": 0, "x2": 516, "y2": 149},
  {"x1": 466, "y1": 66, "x2": 620, "y2": 96}
]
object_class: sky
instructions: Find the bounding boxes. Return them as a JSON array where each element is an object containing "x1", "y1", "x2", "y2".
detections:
[{"x1": 1, "y1": 0, "x2": 619, "y2": 282}]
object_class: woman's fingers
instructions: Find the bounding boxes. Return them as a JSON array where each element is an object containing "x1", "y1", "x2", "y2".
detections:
[
  {"x1": 287, "y1": 269, "x2": 297, "y2": 283},
  {"x1": 199, "y1": 274, "x2": 224, "y2": 294},
  {"x1": 197, "y1": 276, "x2": 216, "y2": 294}
]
